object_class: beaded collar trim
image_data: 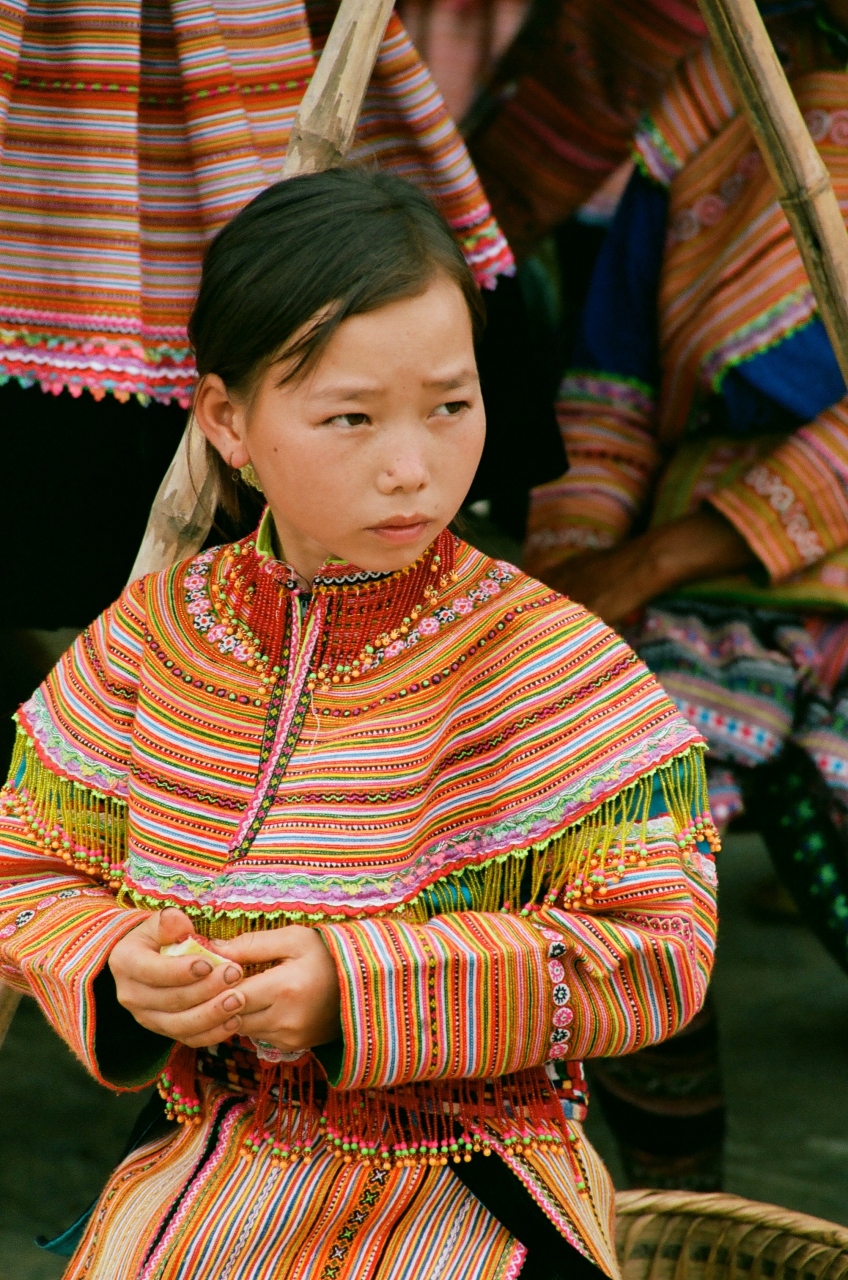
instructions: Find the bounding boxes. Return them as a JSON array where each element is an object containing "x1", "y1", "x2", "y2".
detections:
[{"x1": 186, "y1": 516, "x2": 460, "y2": 701}]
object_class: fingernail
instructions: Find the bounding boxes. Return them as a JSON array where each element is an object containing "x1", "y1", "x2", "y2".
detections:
[
  {"x1": 224, "y1": 966, "x2": 241, "y2": 984},
  {"x1": 191, "y1": 960, "x2": 212, "y2": 978},
  {"x1": 223, "y1": 994, "x2": 242, "y2": 1011},
  {"x1": 224, "y1": 1016, "x2": 240, "y2": 1031}
]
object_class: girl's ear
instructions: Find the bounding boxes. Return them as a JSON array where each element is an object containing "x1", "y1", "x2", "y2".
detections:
[{"x1": 193, "y1": 373, "x2": 250, "y2": 470}]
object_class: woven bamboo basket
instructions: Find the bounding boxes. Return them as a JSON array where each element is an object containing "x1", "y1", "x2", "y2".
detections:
[{"x1": 616, "y1": 1191, "x2": 848, "y2": 1280}]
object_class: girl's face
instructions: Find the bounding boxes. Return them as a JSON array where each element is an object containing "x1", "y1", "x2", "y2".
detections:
[{"x1": 196, "y1": 275, "x2": 485, "y2": 582}]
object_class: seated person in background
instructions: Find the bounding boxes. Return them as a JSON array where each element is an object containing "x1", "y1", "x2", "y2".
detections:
[{"x1": 526, "y1": 0, "x2": 848, "y2": 1191}]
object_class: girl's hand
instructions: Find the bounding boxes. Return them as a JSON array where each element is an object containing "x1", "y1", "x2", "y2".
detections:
[
  {"x1": 548, "y1": 507, "x2": 755, "y2": 625},
  {"x1": 212, "y1": 926, "x2": 341, "y2": 1053},
  {"x1": 108, "y1": 907, "x2": 246, "y2": 1048}
]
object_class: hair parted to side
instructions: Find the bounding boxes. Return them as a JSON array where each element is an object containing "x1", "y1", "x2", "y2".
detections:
[{"x1": 188, "y1": 166, "x2": 486, "y2": 521}]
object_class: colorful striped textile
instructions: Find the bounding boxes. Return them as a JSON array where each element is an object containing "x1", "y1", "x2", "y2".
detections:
[
  {"x1": 0, "y1": 519, "x2": 717, "y2": 1275},
  {"x1": 467, "y1": 0, "x2": 706, "y2": 257},
  {"x1": 64, "y1": 1083, "x2": 528, "y2": 1280},
  {"x1": 0, "y1": 0, "x2": 511, "y2": 407}
]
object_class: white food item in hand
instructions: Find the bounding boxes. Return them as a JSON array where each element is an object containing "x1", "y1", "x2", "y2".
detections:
[{"x1": 160, "y1": 937, "x2": 228, "y2": 967}]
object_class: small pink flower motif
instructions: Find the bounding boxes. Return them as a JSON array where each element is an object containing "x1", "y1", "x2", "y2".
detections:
[
  {"x1": 233, "y1": 643, "x2": 252, "y2": 662},
  {"x1": 671, "y1": 209, "x2": 700, "y2": 242},
  {"x1": 186, "y1": 597, "x2": 210, "y2": 615},
  {"x1": 384, "y1": 640, "x2": 405, "y2": 658},
  {"x1": 36, "y1": 895, "x2": 58, "y2": 912},
  {"x1": 548, "y1": 959, "x2": 565, "y2": 983},
  {"x1": 477, "y1": 579, "x2": 500, "y2": 596},
  {"x1": 549, "y1": 1043, "x2": 568, "y2": 1059},
  {"x1": 0, "y1": 925, "x2": 15, "y2": 939},
  {"x1": 207, "y1": 625, "x2": 228, "y2": 642},
  {"x1": 553, "y1": 1006, "x2": 574, "y2": 1028},
  {"x1": 738, "y1": 149, "x2": 762, "y2": 179},
  {"x1": 694, "y1": 194, "x2": 727, "y2": 227},
  {"x1": 185, "y1": 574, "x2": 206, "y2": 590},
  {"x1": 452, "y1": 597, "x2": 473, "y2": 615},
  {"x1": 418, "y1": 617, "x2": 440, "y2": 637},
  {"x1": 830, "y1": 109, "x2": 848, "y2": 146},
  {"x1": 805, "y1": 108, "x2": 831, "y2": 142}
]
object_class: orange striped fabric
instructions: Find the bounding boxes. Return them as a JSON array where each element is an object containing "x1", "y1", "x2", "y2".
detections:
[{"x1": 0, "y1": 0, "x2": 511, "y2": 406}]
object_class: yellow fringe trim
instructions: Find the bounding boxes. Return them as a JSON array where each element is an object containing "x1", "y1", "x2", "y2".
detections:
[
  {"x1": 2, "y1": 725, "x2": 718, "y2": 932},
  {"x1": 0, "y1": 726, "x2": 126, "y2": 889}
]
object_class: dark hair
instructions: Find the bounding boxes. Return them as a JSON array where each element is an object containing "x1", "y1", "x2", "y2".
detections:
[{"x1": 188, "y1": 166, "x2": 485, "y2": 521}]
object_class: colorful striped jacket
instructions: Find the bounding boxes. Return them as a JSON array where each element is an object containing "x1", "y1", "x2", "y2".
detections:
[{"x1": 0, "y1": 521, "x2": 717, "y2": 1277}]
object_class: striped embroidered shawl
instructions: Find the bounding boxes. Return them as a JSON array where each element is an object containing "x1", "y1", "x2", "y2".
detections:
[
  {"x1": 13, "y1": 535, "x2": 702, "y2": 924},
  {"x1": 0, "y1": 0, "x2": 511, "y2": 407}
]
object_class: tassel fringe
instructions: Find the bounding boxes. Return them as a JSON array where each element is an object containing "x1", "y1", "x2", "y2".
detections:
[
  {"x1": 1, "y1": 725, "x2": 126, "y2": 888},
  {"x1": 158, "y1": 1050, "x2": 589, "y2": 1190},
  {"x1": 1, "y1": 726, "x2": 717, "y2": 919},
  {"x1": 125, "y1": 745, "x2": 717, "y2": 932}
]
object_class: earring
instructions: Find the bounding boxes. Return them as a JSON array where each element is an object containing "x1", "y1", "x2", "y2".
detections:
[{"x1": 237, "y1": 462, "x2": 264, "y2": 493}]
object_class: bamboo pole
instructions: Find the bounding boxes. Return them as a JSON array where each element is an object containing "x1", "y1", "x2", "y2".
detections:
[
  {"x1": 697, "y1": 0, "x2": 848, "y2": 385},
  {"x1": 0, "y1": 0, "x2": 394, "y2": 1054},
  {"x1": 128, "y1": 0, "x2": 394, "y2": 583}
]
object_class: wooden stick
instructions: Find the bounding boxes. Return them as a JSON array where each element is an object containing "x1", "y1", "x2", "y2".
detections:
[
  {"x1": 284, "y1": 0, "x2": 395, "y2": 176},
  {"x1": 129, "y1": 0, "x2": 394, "y2": 582},
  {"x1": 0, "y1": 0, "x2": 396, "y2": 1047},
  {"x1": 698, "y1": 0, "x2": 848, "y2": 385}
]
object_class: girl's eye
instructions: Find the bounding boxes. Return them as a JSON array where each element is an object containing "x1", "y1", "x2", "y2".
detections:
[
  {"x1": 432, "y1": 401, "x2": 468, "y2": 417},
  {"x1": 328, "y1": 412, "x2": 369, "y2": 427}
]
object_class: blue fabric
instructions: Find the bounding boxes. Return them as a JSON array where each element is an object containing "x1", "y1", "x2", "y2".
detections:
[
  {"x1": 572, "y1": 169, "x2": 667, "y2": 386},
  {"x1": 728, "y1": 317, "x2": 846, "y2": 423},
  {"x1": 571, "y1": 168, "x2": 845, "y2": 433}
]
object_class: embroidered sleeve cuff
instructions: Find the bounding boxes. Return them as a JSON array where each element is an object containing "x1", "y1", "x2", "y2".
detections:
[{"x1": 710, "y1": 424, "x2": 848, "y2": 581}]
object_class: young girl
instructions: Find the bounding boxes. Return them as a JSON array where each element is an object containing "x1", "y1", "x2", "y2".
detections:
[{"x1": 0, "y1": 169, "x2": 717, "y2": 1279}]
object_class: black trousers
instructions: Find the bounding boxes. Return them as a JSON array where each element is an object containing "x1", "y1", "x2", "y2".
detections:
[{"x1": 452, "y1": 1152, "x2": 605, "y2": 1280}]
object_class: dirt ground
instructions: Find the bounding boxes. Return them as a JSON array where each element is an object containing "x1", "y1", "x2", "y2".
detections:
[{"x1": 0, "y1": 833, "x2": 846, "y2": 1279}]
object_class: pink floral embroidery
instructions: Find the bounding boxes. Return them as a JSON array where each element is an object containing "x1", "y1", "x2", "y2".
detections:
[
  {"x1": 670, "y1": 149, "x2": 761, "y2": 243},
  {"x1": 743, "y1": 464, "x2": 825, "y2": 564},
  {"x1": 805, "y1": 107, "x2": 848, "y2": 146},
  {"x1": 418, "y1": 617, "x2": 440, "y2": 636},
  {"x1": 539, "y1": 926, "x2": 573, "y2": 1060},
  {"x1": 452, "y1": 597, "x2": 473, "y2": 615}
]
